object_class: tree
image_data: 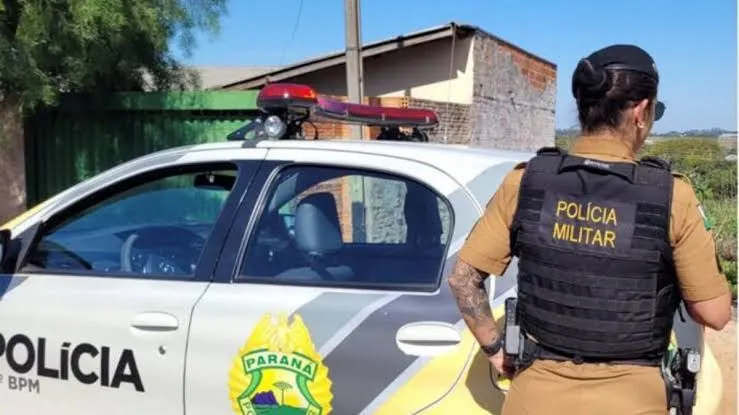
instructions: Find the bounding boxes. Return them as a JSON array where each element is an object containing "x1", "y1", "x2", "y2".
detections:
[
  {"x1": 0, "y1": 0, "x2": 227, "y2": 222},
  {"x1": 273, "y1": 381, "x2": 293, "y2": 406}
]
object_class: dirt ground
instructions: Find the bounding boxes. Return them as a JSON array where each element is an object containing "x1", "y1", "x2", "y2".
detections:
[{"x1": 705, "y1": 307, "x2": 737, "y2": 415}]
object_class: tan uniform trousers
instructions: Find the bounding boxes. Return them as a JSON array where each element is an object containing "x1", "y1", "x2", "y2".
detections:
[{"x1": 501, "y1": 360, "x2": 668, "y2": 415}]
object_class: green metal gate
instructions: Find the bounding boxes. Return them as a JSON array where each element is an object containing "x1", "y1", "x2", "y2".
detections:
[{"x1": 24, "y1": 91, "x2": 259, "y2": 206}]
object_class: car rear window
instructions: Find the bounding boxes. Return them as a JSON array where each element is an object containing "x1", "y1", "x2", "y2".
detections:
[{"x1": 237, "y1": 165, "x2": 453, "y2": 291}]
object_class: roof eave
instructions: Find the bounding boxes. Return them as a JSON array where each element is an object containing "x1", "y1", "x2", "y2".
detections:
[
  {"x1": 215, "y1": 21, "x2": 556, "y2": 91},
  {"x1": 218, "y1": 22, "x2": 476, "y2": 90}
]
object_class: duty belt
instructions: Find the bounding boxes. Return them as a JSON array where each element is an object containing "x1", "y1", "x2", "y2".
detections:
[
  {"x1": 523, "y1": 338, "x2": 662, "y2": 367},
  {"x1": 503, "y1": 297, "x2": 663, "y2": 370}
]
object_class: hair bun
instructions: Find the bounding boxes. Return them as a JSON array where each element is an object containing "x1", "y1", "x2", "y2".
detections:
[{"x1": 572, "y1": 58, "x2": 612, "y2": 100}]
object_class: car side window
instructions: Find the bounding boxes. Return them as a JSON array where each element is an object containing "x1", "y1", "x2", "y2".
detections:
[
  {"x1": 239, "y1": 165, "x2": 453, "y2": 290},
  {"x1": 24, "y1": 166, "x2": 238, "y2": 279}
]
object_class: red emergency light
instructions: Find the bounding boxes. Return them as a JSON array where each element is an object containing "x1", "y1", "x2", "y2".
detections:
[
  {"x1": 255, "y1": 83, "x2": 439, "y2": 128},
  {"x1": 315, "y1": 96, "x2": 438, "y2": 128},
  {"x1": 257, "y1": 83, "x2": 318, "y2": 110}
]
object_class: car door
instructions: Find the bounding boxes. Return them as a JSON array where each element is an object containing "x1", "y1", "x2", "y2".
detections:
[
  {"x1": 184, "y1": 148, "x2": 483, "y2": 415},
  {"x1": 0, "y1": 158, "x2": 261, "y2": 415}
]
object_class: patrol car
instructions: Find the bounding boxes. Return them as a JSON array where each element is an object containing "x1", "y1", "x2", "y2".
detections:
[{"x1": 0, "y1": 84, "x2": 723, "y2": 414}]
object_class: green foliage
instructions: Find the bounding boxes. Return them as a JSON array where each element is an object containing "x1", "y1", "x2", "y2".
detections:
[
  {"x1": 642, "y1": 138, "x2": 738, "y2": 297},
  {"x1": 704, "y1": 197, "x2": 737, "y2": 260},
  {"x1": 720, "y1": 259, "x2": 737, "y2": 296},
  {"x1": 0, "y1": 0, "x2": 228, "y2": 108},
  {"x1": 640, "y1": 138, "x2": 737, "y2": 200},
  {"x1": 643, "y1": 138, "x2": 724, "y2": 164}
]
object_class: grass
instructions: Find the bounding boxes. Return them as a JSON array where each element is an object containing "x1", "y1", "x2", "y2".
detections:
[{"x1": 704, "y1": 198, "x2": 738, "y2": 297}]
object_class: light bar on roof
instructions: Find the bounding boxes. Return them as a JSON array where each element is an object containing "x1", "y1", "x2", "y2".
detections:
[
  {"x1": 314, "y1": 96, "x2": 439, "y2": 128},
  {"x1": 255, "y1": 83, "x2": 439, "y2": 128}
]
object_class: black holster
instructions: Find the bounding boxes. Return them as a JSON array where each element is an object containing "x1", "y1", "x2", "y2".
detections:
[
  {"x1": 502, "y1": 297, "x2": 525, "y2": 372},
  {"x1": 665, "y1": 347, "x2": 700, "y2": 415}
]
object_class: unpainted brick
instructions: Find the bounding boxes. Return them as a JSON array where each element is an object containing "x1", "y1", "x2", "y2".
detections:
[{"x1": 469, "y1": 33, "x2": 556, "y2": 151}]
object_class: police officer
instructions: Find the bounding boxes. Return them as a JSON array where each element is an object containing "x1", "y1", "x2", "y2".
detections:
[{"x1": 448, "y1": 44, "x2": 732, "y2": 414}]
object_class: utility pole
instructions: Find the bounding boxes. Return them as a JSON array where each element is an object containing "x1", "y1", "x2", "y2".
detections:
[{"x1": 344, "y1": 0, "x2": 364, "y2": 139}]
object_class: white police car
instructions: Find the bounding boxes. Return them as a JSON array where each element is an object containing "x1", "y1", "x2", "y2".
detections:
[{"x1": 0, "y1": 84, "x2": 723, "y2": 414}]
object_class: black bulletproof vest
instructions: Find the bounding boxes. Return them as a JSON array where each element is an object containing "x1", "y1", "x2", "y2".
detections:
[{"x1": 510, "y1": 147, "x2": 681, "y2": 361}]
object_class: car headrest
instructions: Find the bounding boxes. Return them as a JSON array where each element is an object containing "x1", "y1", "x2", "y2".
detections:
[
  {"x1": 404, "y1": 182, "x2": 442, "y2": 248},
  {"x1": 294, "y1": 192, "x2": 343, "y2": 255}
]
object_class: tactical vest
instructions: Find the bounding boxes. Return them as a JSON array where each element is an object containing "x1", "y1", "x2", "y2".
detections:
[{"x1": 510, "y1": 147, "x2": 681, "y2": 362}]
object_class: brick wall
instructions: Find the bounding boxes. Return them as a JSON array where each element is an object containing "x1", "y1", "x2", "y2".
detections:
[
  {"x1": 407, "y1": 98, "x2": 470, "y2": 144},
  {"x1": 469, "y1": 33, "x2": 557, "y2": 151}
]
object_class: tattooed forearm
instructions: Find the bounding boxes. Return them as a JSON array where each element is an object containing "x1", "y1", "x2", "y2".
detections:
[
  {"x1": 451, "y1": 265, "x2": 491, "y2": 325},
  {"x1": 448, "y1": 260, "x2": 499, "y2": 344}
]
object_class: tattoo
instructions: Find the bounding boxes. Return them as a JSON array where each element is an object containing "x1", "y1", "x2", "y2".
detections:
[{"x1": 448, "y1": 260, "x2": 499, "y2": 344}]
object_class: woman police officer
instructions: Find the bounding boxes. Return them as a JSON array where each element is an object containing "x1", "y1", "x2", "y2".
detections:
[{"x1": 448, "y1": 44, "x2": 732, "y2": 414}]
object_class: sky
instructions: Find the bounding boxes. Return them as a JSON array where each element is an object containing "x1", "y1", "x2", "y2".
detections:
[{"x1": 175, "y1": 0, "x2": 737, "y2": 133}]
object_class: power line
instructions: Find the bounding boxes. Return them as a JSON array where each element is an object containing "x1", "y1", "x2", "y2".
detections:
[{"x1": 279, "y1": 0, "x2": 305, "y2": 66}]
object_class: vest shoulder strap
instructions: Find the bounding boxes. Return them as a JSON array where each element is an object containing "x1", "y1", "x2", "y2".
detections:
[
  {"x1": 527, "y1": 147, "x2": 566, "y2": 174},
  {"x1": 636, "y1": 156, "x2": 673, "y2": 188},
  {"x1": 536, "y1": 146, "x2": 566, "y2": 156},
  {"x1": 638, "y1": 155, "x2": 672, "y2": 171}
]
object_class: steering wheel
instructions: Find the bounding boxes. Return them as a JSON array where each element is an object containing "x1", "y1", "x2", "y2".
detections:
[{"x1": 120, "y1": 226, "x2": 206, "y2": 275}]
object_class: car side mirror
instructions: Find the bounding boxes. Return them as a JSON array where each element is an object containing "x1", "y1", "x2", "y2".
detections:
[{"x1": 0, "y1": 229, "x2": 10, "y2": 269}]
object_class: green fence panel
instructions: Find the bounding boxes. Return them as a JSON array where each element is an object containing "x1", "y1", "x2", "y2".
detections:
[{"x1": 24, "y1": 91, "x2": 259, "y2": 206}]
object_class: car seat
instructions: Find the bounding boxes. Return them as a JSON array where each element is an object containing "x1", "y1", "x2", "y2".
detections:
[
  {"x1": 399, "y1": 182, "x2": 446, "y2": 284},
  {"x1": 405, "y1": 181, "x2": 443, "y2": 248},
  {"x1": 275, "y1": 192, "x2": 354, "y2": 282}
]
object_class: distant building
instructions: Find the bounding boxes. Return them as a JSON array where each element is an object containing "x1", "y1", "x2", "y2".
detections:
[
  {"x1": 718, "y1": 133, "x2": 738, "y2": 153},
  {"x1": 194, "y1": 66, "x2": 281, "y2": 89},
  {"x1": 209, "y1": 22, "x2": 558, "y2": 152}
]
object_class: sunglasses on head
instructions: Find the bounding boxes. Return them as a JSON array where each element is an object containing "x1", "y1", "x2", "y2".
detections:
[{"x1": 654, "y1": 101, "x2": 665, "y2": 121}]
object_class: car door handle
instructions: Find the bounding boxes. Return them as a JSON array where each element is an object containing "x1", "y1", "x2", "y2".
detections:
[
  {"x1": 130, "y1": 312, "x2": 180, "y2": 332},
  {"x1": 395, "y1": 322, "x2": 462, "y2": 356}
]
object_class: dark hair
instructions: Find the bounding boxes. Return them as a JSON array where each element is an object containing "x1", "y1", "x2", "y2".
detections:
[{"x1": 572, "y1": 59, "x2": 658, "y2": 133}]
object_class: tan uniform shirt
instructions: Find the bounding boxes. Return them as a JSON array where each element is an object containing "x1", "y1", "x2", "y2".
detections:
[{"x1": 459, "y1": 137, "x2": 730, "y2": 414}]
